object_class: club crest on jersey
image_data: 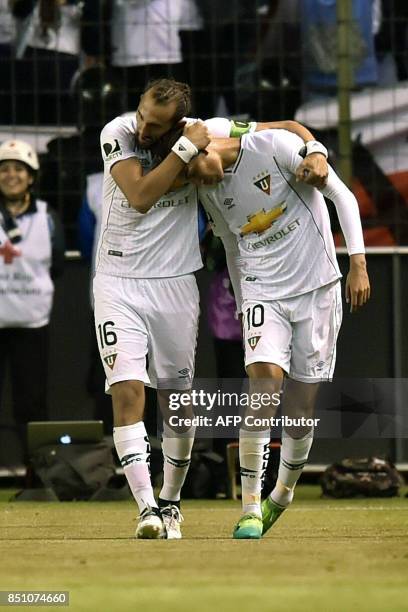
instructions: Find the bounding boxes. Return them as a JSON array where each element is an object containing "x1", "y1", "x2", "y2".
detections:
[
  {"x1": 103, "y1": 138, "x2": 121, "y2": 160},
  {"x1": 104, "y1": 353, "x2": 117, "y2": 370},
  {"x1": 240, "y1": 202, "x2": 287, "y2": 236},
  {"x1": 253, "y1": 171, "x2": 271, "y2": 195},
  {"x1": 248, "y1": 336, "x2": 261, "y2": 351}
]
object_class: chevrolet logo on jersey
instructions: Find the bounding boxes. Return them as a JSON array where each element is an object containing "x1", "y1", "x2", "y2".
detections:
[
  {"x1": 240, "y1": 202, "x2": 287, "y2": 236},
  {"x1": 154, "y1": 195, "x2": 189, "y2": 208},
  {"x1": 253, "y1": 173, "x2": 271, "y2": 195}
]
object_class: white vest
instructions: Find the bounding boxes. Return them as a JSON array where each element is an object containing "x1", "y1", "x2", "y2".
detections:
[
  {"x1": 0, "y1": 200, "x2": 54, "y2": 328},
  {"x1": 26, "y1": 4, "x2": 81, "y2": 56},
  {"x1": 111, "y1": 0, "x2": 183, "y2": 67},
  {"x1": 0, "y1": 0, "x2": 14, "y2": 45},
  {"x1": 178, "y1": 0, "x2": 203, "y2": 31}
]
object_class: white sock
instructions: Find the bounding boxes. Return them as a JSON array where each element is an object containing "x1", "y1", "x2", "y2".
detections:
[
  {"x1": 239, "y1": 428, "x2": 270, "y2": 517},
  {"x1": 271, "y1": 428, "x2": 314, "y2": 507},
  {"x1": 159, "y1": 423, "x2": 195, "y2": 503},
  {"x1": 113, "y1": 422, "x2": 157, "y2": 513}
]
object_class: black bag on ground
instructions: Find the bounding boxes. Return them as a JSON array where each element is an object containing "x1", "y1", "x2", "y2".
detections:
[
  {"x1": 182, "y1": 448, "x2": 225, "y2": 499},
  {"x1": 320, "y1": 457, "x2": 404, "y2": 498},
  {"x1": 29, "y1": 441, "x2": 116, "y2": 501}
]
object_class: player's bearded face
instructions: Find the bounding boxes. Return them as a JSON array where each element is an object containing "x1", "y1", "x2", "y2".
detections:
[{"x1": 136, "y1": 93, "x2": 179, "y2": 149}]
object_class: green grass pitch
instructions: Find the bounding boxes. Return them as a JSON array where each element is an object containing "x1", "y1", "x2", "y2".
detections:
[{"x1": 1, "y1": 486, "x2": 408, "y2": 612}]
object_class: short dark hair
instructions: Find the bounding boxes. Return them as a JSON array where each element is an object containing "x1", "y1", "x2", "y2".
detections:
[{"x1": 143, "y1": 79, "x2": 192, "y2": 122}]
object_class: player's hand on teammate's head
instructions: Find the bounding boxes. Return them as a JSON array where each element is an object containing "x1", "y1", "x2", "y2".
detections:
[
  {"x1": 183, "y1": 120, "x2": 210, "y2": 152},
  {"x1": 296, "y1": 153, "x2": 328, "y2": 189}
]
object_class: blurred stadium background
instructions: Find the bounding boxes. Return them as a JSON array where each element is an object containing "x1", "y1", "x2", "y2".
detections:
[{"x1": 0, "y1": 0, "x2": 408, "y2": 473}]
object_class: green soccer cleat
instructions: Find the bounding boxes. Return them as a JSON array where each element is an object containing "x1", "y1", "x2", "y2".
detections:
[
  {"x1": 232, "y1": 513, "x2": 263, "y2": 539},
  {"x1": 261, "y1": 496, "x2": 287, "y2": 535}
]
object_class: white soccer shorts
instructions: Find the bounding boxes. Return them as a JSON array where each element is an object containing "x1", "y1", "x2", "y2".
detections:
[
  {"x1": 93, "y1": 273, "x2": 199, "y2": 391},
  {"x1": 243, "y1": 281, "x2": 342, "y2": 382}
]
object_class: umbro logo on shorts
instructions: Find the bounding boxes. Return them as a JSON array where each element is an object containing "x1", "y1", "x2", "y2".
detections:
[
  {"x1": 104, "y1": 353, "x2": 117, "y2": 370},
  {"x1": 178, "y1": 368, "x2": 190, "y2": 378}
]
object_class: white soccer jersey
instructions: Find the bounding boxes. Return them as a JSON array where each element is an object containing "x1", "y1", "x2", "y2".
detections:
[
  {"x1": 96, "y1": 114, "x2": 235, "y2": 279},
  {"x1": 198, "y1": 129, "x2": 365, "y2": 304}
]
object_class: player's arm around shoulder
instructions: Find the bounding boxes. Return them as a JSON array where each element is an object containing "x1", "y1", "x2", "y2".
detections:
[
  {"x1": 271, "y1": 132, "x2": 370, "y2": 313},
  {"x1": 203, "y1": 116, "x2": 327, "y2": 190},
  {"x1": 254, "y1": 119, "x2": 329, "y2": 189},
  {"x1": 101, "y1": 120, "x2": 210, "y2": 214},
  {"x1": 321, "y1": 167, "x2": 371, "y2": 313}
]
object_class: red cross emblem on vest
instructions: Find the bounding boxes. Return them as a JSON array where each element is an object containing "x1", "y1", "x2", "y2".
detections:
[{"x1": 0, "y1": 240, "x2": 22, "y2": 264}]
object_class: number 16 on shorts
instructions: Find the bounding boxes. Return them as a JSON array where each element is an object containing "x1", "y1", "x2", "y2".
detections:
[{"x1": 97, "y1": 320, "x2": 118, "y2": 371}]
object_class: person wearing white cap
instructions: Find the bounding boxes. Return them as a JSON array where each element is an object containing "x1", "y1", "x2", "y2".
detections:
[{"x1": 0, "y1": 139, "x2": 64, "y2": 459}]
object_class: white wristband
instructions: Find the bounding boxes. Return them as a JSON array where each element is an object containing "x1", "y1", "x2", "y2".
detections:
[
  {"x1": 172, "y1": 136, "x2": 199, "y2": 164},
  {"x1": 305, "y1": 140, "x2": 328, "y2": 158}
]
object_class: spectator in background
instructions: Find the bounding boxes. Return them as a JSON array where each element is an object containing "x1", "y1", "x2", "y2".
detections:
[
  {"x1": 80, "y1": 0, "x2": 112, "y2": 70},
  {"x1": 178, "y1": 0, "x2": 207, "y2": 118},
  {"x1": 110, "y1": 0, "x2": 185, "y2": 112},
  {"x1": 0, "y1": 0, "x2": 18, "y2": 125},
  {"x1": 301, "y1": 0, "x2": 379, "y2": 98},
  {"x1": 375, "y1": 0, "x2": 408, "y2": 84},
  {"x1": 13, "y1": 0, "x2": 82, "y2": 124},
  {"x1": 0, "y1": 139, "x2": 64, "y2": 458},
  {"x1": 38, "y1": 66, "x2": 125, "y2": 250},
  {"x1": 243, "y1": 0, "x2": 302, "y2": 120},
  {"x1": 193, "y1": 1, "x2": 278, "y2": 117}
]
